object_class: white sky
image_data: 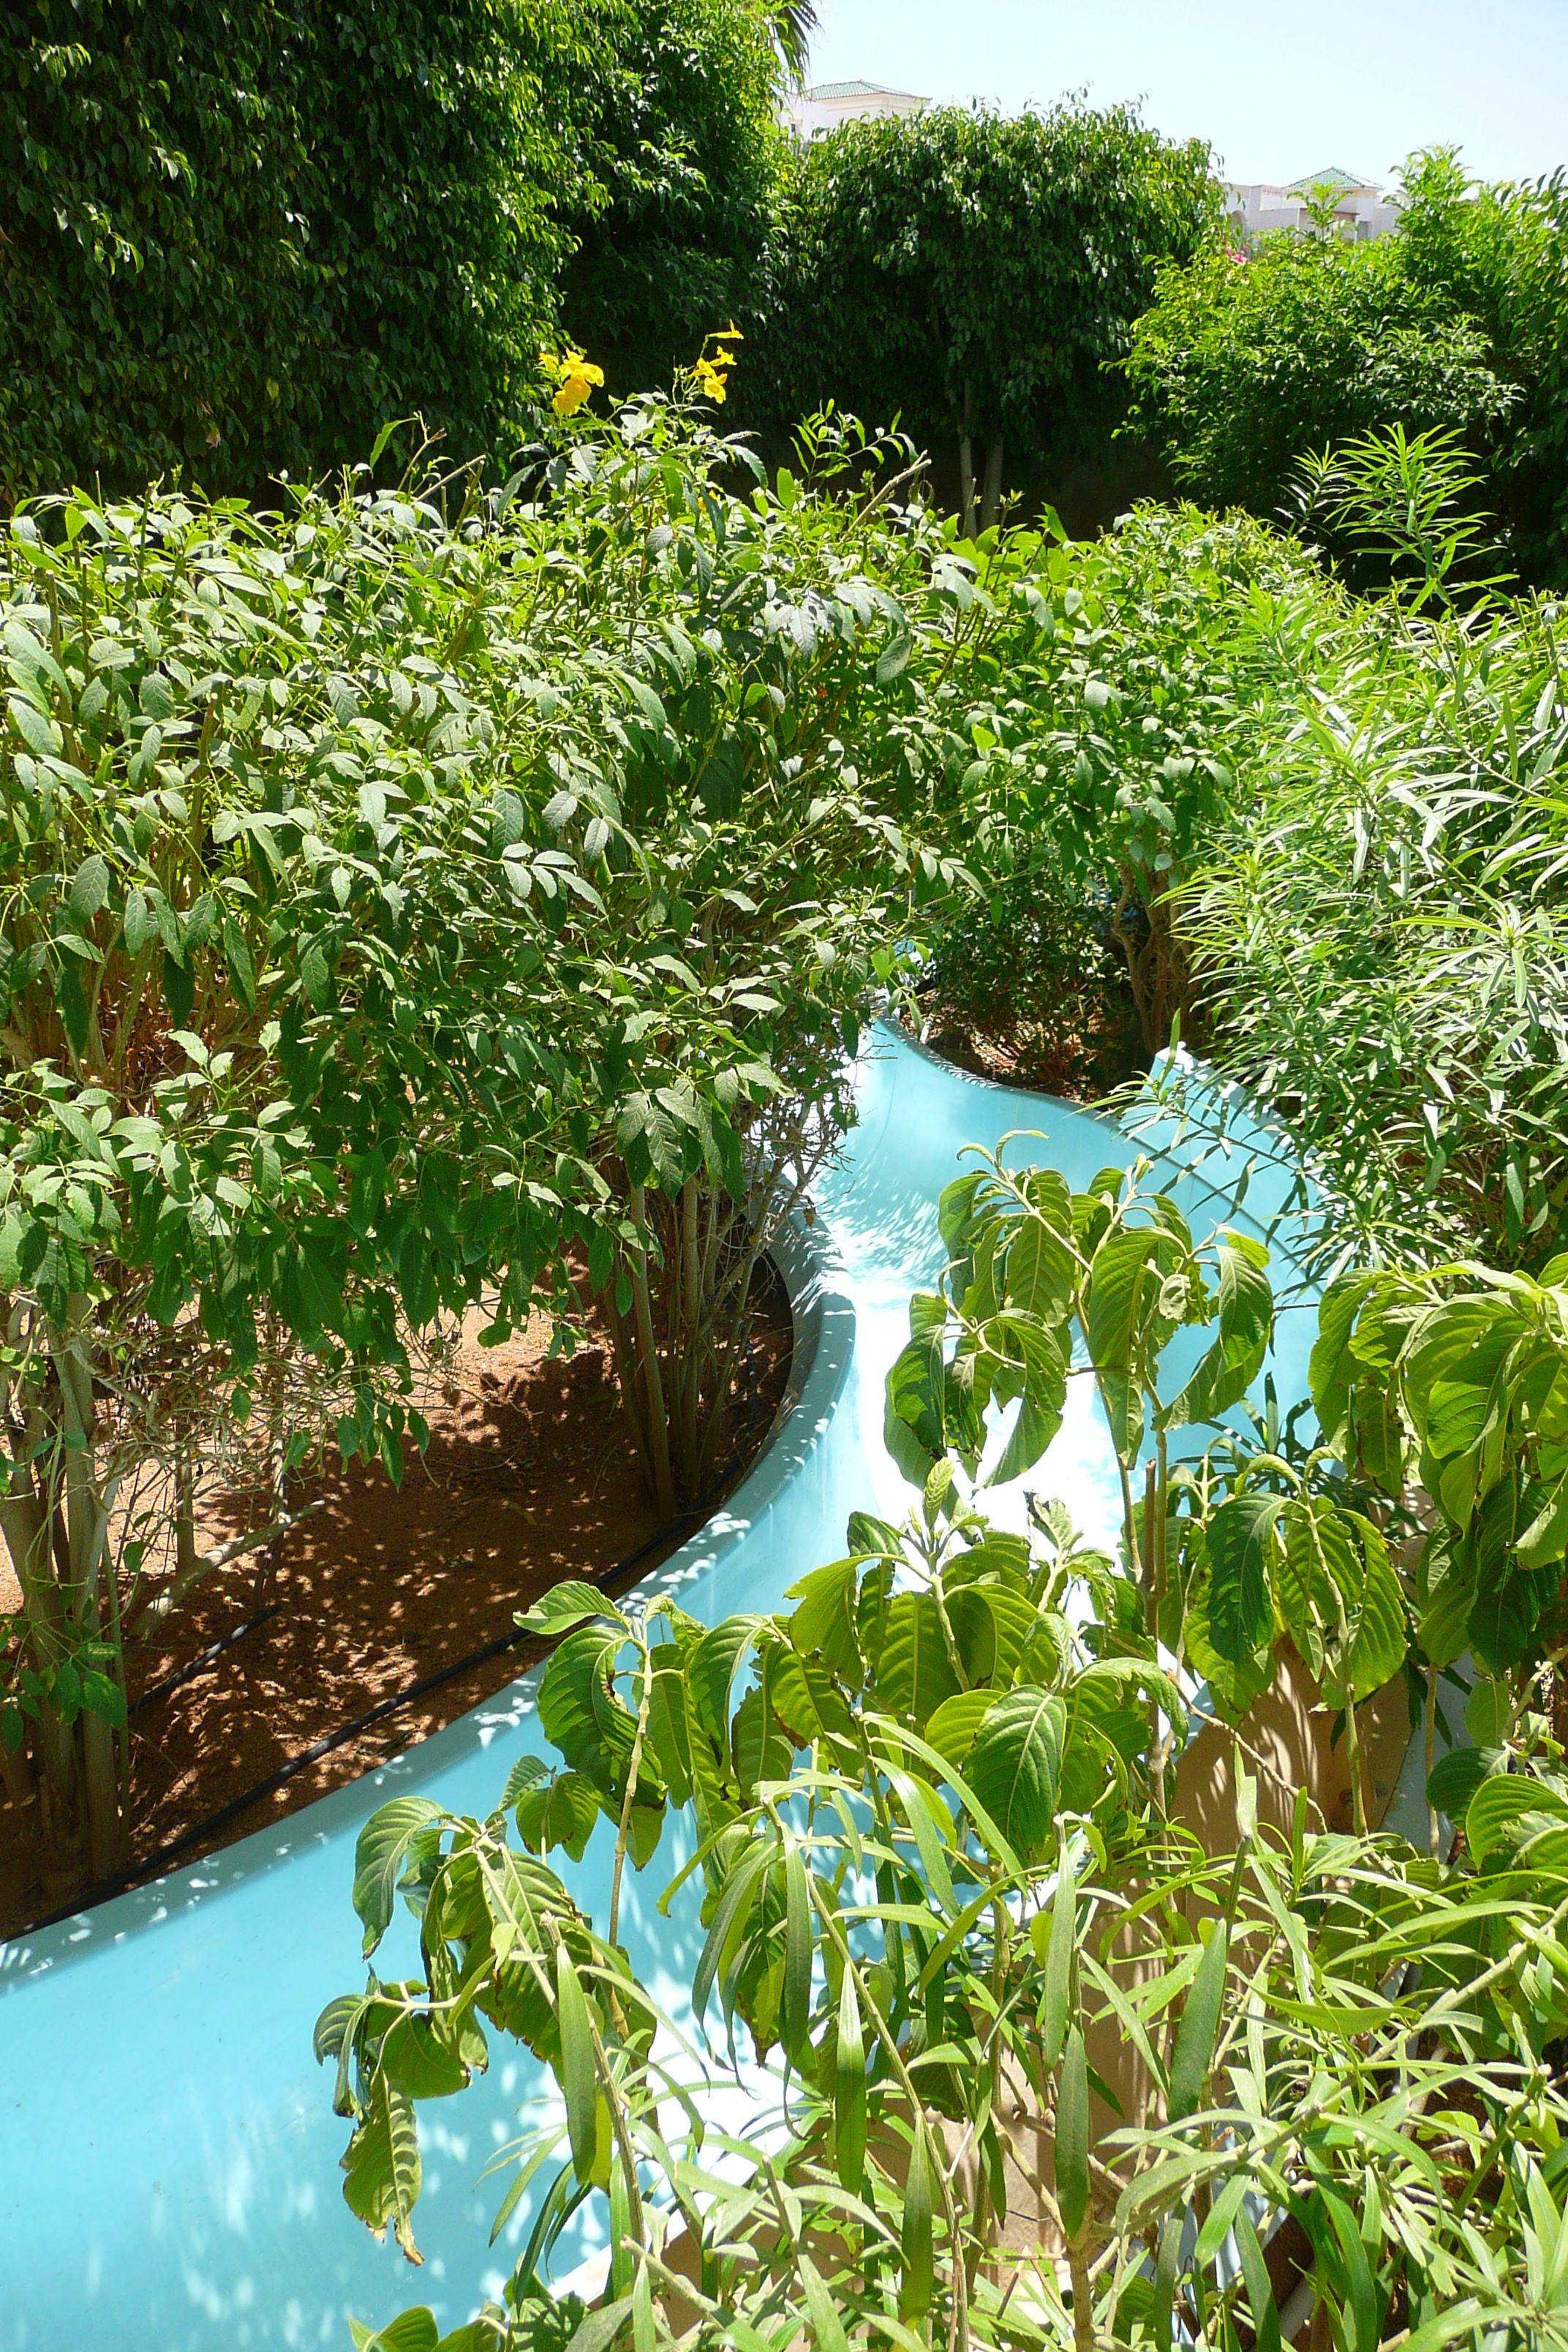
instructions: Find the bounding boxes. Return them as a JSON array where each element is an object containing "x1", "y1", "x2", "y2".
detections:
[{"x1": 804, "y1": 0, "x2": 1568, "y2": 188}]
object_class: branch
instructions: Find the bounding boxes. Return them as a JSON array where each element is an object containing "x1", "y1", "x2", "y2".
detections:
[{"x1": 127, "y1": 1498, "x2": 328, "y2": 1629}]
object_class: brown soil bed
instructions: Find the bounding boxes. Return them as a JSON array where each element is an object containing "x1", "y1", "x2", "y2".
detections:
[
  {"x1": 0, "y1": 1262, "x2": 793, "y2": 1942},
  {"x1": 916, "y1": 990, "x2": 1147, "y2": 1104}
]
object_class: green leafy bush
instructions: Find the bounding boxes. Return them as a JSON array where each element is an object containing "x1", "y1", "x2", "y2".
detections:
[
  {"x1": 1124, "y1": 223, "x2": 1516, "y2": 521},
  {"x1": 0, "y1": 389, "x2": 1101, "y2": 1889},
  {"x1": 320, "y1": 1326, "x2": 1568, "y2": 2352},
  {"x1": 741, "y1": 103, "x2": 1222, "y2": 530},
  {"x1": 1126, "y1": 148, "x2": 1568, "y2": 582},
  {"x1": 918, "y1": 870, "x2": 1139, "y2": 1099},
  {"x1": 1164, "y1": 437, "x2": 1568, "y2": 1268},
  {"x1": 918, "y1": 501, "x2": 1323, "y2": 1072}
]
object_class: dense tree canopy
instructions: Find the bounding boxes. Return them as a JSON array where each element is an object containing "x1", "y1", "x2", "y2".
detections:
[
  {"x1": 559, "y1": 0, "x2": 785, "y2": 398},
  {"x1": 0, "y1": 0, "x2": 796, "y2": 504},
  {"x1": 738, "y1": 103, "x2": 1224, "y2": 529}
]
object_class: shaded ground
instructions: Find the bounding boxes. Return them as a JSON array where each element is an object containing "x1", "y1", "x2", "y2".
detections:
[
  {"x1": 914, "y1": 993, "x2": 1146, "y2": 1102},
  {"x1": 0, "y1": 1266, "x2": 791, "y2": 1940}
]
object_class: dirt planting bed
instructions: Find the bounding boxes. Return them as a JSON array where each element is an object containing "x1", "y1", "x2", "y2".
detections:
[{"x1": 0, "y1": 1266, "x2": 792, "y2": 1942}]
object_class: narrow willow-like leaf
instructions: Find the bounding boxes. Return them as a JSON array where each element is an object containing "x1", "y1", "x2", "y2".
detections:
[
  {"x1": 1236, "y1": 2206, "x2": 1282, "y2": 2352},
  {"x1": 783, "y1": 1839, "x2": 812, "y2": 2068},
  {"x1": 834, "y1": 1967, "x2": 866, "y2": 2197},
  {"x1": 1041, "y1": 1839, "x2": 1077, "y2": 2068},
  {"x1": 1167, "y1": 1919, "x2": 1228, "y2": 2122},
  {"x1": 556, "y1": 1945, "x2": 598, "y2": 2185},
  {"x1": 1056, "y1": 2024, "x2": 1090, "y2": 2243},
  {"x1": 900, "y1": 2117, "x2": 936, "y2": 2317}
]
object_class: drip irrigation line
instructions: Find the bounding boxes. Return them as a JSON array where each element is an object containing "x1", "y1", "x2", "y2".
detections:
[
  {"x1": 130, "y1": 1604, "x2": 284, "y2": 1716},
  {"x1": 25, "y1": 1322, "x2": 777, "y2": 1936}
]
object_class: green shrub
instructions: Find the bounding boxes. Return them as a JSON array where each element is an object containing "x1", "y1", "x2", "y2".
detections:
[
  {"x1": 1126, "y1": 147, "x2": 1568, "y2": 582},
  {"x1": 1120, "y1": 431, "x2": 1568, "y2": 1270},
  {"x1": 1123, "y1": 211, "x2": 1516, "y2": 522},
  {"x1": 918, "y1": 501, "x2": 1321, "y2": 1076},
  {"x1": 919, "y1": 870, "x2": 1140, "y2": 1098},
  {"x1": 321, "y1": 1224, "x2": 1568, "y2": 2349},
  {"x1": 0, "y1": 391, "x2": 1090, "y2": 1887}
]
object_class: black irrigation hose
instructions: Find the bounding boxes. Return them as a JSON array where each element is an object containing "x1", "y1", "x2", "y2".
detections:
[
  {"x1": 130, "y1": 1603, "x2": 284, "y2": 1716},
  {"x1": 25, "y1": 1323, "x2": 776, "y2": 1935}
]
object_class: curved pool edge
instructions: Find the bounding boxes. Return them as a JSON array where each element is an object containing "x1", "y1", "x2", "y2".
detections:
[{"x1": 0, "y1": 1205, "x2": 855, "y2": 1994}]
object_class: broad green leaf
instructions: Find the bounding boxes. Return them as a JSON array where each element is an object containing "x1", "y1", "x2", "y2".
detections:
[
  {"x1": 784, "y1": 1557, "x2": 862, "y2": 1678},
  {"x1": 1466, "y1": 1773, "x2": 1568, "y2": 1866},
  {"x1": 380, "y1": 2015, "x2": 468, "y2": 2101},
  {"x1": 1169, "y1": 1236, "x2": 1273, "y2": 1428},
  {"x1": 515, "y1": 1771, "x2": 603, "y2": 1863},
  {"x1": 1085, "y1": 1229, "x2": 1158, "y2": 1461},
  {"x1": 968, "y1": 1686, "x2": 1065, "y2": 1854},
  {"x1": 342, "y1": 2070, "x2": 422, "y2": 2259},
  {"x1": 688, "y1": 1615, "x2": 765, "y2": 1744},
  {"x1": 360, "y1": 2310, "x2": 439, "y2": 2352},
  {"x1": 353, "y1": 1796, "x2": 442, "y2": 1956},
  {"x1": 1518, "y1": 1472, "x2": 1568, "y2": 1570},
  {"x1": 1309, "y1": 1273, "x2": 1377, "y2": 1452},
  {"x1": 564, "y1": 2296, "x2": 634, "y2": 2352},
  {"x1": 874, "y1": 1591, "x2": 962, "y2": 1727},
  {"x1": 990, "y1": 1363, "x2": 1068, "y2": 1487},
  {"x1": 1338, "y1": 1517, "x2": 1406, "y2": 1703},
  {"x1": 1427, "y1": 1745, "x2": 1492, "y2": 1820},
  {"x1": 924, "y1": 1688, "x2": 993, "y2": 1771},
  {"x1": 1003, "y1": 1213, "x2": 1075, "y2": 1323},
  {"x1": 1206, "y1": 1492, "x2": 1283, "y2": 1665},
  {"x1": 539, "y1": 1626, "x2": 638, "y2": 1798},
  {"x1": 516, "y1": 1583, "x2": 619, "y2": 1640}
]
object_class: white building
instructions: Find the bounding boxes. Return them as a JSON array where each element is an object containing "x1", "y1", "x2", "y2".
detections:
[
  {"x1": 780, "y1": 79, "x2": 930, "y2": 143},
  {"x1": 1224, "y1": 166, "x2": 1403, "y2": 243}
]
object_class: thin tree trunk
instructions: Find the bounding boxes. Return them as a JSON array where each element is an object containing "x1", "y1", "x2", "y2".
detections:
[
  {"x1": 1425, "y1": 1666, "x2": 1440, "y2": 1857},
  {"x1": 1, "y1": 1475, "x2": 82, "y2": 1859},
  {"x1": 628, "y1": 1188, "x2": 676, "y2": 1520},
  {"x1": 980, "y1": 436, "x2": 1003, "y2": 533},
  {"x1": 56, "y1": 1295, "x2": 126, "y2": 1877},
  {"x1": 960, "y1": 378, "x2": 976, "y2": 539},
  {"x1": 603, "y1": 1279, "x2": 657, "y2": 1499},
  {"x1": 678, "y1": 1179, "x2": 701, "y2": 1488},
  {"x1": 0, "y1": 1737, "x2": 34, "y2": 1809},
  {"x1": 83, "y1": 1711, "x2": 124, "y2": 1878}
]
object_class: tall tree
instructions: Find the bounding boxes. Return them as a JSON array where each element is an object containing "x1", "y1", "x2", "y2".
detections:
[{"x1": 742, "y1": 102, "x2": 1223, "y2": 530}]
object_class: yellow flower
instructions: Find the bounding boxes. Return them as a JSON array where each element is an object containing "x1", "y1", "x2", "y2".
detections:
[
  {"x1": 688, "y1": 326, "x2": 742, "y2": 406},
  {"x1": 540, "y1": 344, "x2": 604, "y2": 415},
  {"x1": 693, "y1": 358, "x2": 729, "y2": 405}
]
